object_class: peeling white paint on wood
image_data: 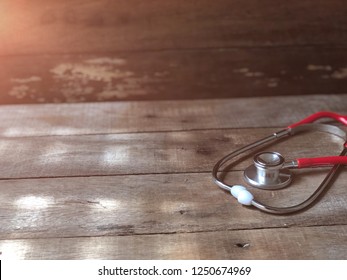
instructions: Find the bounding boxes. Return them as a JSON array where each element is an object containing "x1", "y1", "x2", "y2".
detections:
[
  {"x1": 267, "y1": 78, "x2": 279, "y2": 88},
  {"x1": 9, "y1": 76, "x2": 42, "y2": 99},
  {"x1": 11, "y1": 76, "x2": 42, "y2": 83},
  {"x1": 330, "y1": 68, "x2": 347, "y2": 79},
  {"x1": 233, "y1": 68, "x2": 249, "y2": 74},
  {"x1": 307, "y1": 65, "x2": 332, "y2": 71},
  {"x1": 50, "y1": 63, "x2": 133, "y2": 82},
  {"x1": 8, "y1": 85, "x2": 31, "y2": 99},
  {"x1": 97, "y1": 79, "x2": 147, "y2": 100},
  {"x1": 233, "y1": 68, "x2": 264, "y2": 77},
  {"x1": 49, "y1": 58, "x2": 150, "y2": 101},
  {"x1": 85, "y1": 57, "x2": 127, "y2": 66},
  {"x1": 244, "y1": 72, "x2": 264, "y2": 77}
]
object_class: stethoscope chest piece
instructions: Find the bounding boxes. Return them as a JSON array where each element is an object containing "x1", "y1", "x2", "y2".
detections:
[{"x1": 243, "y1": 151, "x2": 292, "y2": 189}]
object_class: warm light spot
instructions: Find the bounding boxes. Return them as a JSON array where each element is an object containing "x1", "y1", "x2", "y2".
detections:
[
  {"x1": 15, "y1": 195, "x2": 53, "y2": 209},
  {"x1": 0, "y1": 240, "x2": 30, "y2": 259},
  {"x1": 3, "y1": 127, "x2": 31, "y2": 137},
  {"x1": 0, "y1": 2, "x2": 15, "y2": 39},
  {"x1": 98, "y1": 199, "x2": 121, "y2": 210},
  {"x1": 102, "y1": 146, "x2": 129, "y2": 165},
  {"x1": 0, "y1": 3, "x2": 7, "y2": 36}
]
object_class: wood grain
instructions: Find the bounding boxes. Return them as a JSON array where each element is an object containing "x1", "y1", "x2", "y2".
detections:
[
  {"x1": 2, "y1": 1, "x2": 347, "y2": 105},
  {"x1": 1, "y1": 225, "x2": 346, "y2": 259},
  {"x1": 1, "y1": 49, "x2": 347, "y2": 104},
  {"x1": 0, "y1": 128, "x2": 344, "y2": 179},
  {"x1": 1, "y1": 1, "x2": 347, "y2": 56},
  {"x1": 0, "y1": 171, "x2": 346, "y2": 240},
  {"x1": 0, "y1": 94, "x2": 346, "y2": 260},
  {"x1": 0, "y1": 94, "x2": 346, "y2": 137}
]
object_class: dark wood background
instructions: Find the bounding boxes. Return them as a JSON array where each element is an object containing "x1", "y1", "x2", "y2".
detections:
[{"x1": 1, "y1": 0, "x2": 347, "y2": 104}]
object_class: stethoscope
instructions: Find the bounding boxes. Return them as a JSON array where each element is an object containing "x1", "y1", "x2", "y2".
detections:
[{"x1": 212, "y1": 111, "x2": 347, "y2": 214}]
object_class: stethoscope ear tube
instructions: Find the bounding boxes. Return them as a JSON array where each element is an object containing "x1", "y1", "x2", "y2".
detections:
[
  {"x1": 212, "y1": 122, "x2": 347, "y2": 215},
  {"x1": 288, "y1": 111, "x2": 347, "y2": 129}
]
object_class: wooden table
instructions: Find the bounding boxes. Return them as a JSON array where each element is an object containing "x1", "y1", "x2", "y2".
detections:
[{"x1": 0, "y1": 94, "x2": 346, "y2": 259}]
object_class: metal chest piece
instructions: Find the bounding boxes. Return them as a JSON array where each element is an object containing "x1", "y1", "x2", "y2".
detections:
[{"x1": 243, "y1": 152, "x2": 292, "y2": 189}]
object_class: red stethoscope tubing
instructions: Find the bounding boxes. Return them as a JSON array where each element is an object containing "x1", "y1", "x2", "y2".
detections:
[
  {"x1": 288, "y1": 111, "x2": 347, "y2": 129},
  {"x1": 297, "y1": 156, "x2": 347, "y2": 168},
  {"x1": 288, "y1": 111, "x2": 347, "y2": 168}
]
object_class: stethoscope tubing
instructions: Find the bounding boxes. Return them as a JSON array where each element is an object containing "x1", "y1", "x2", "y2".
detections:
[{"x1": 212, "y1": 115, "x2": 347, "y2": 214}]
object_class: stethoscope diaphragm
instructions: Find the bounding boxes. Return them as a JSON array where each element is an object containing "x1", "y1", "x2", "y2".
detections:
[{"x1": 244, "y1": 151, "x2": 292, "y2": 189}]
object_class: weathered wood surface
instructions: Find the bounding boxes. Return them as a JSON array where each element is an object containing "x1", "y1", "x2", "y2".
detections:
[
  {"x1": 2, "y1": 1, "x2": 347, "y2": 56},
  {"x1": 0, "y1": 172, "x2": 346, "y2": 240},
  {"x1": 1, "y1": 48, "x2": 347, "y2": 104},
  {"x1": 0, "y1": 95, "x2": 346, "y2": 259},
  {"x1": 1, "y1": 225, "x2": 346, "y2": 260},
  {"x1": 1, "y1": 1, "x2": 347, "y2": 104},
  {"x1": 0, "y1": 94, "x2": 346, "y2": 137},
  {"x1": 0, "y1": 128, "x2": 344, "y2": 179}
]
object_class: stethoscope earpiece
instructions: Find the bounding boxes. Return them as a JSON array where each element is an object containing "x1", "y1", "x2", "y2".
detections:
[{"x1": 230, "y1": 185, "x2": 254, "y2": 206}]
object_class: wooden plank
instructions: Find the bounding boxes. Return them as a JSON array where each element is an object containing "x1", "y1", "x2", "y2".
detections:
[
  {"x1": 1, "y1": 49, "x2": 347, "y2": 104},
  {"x1": 0, "y1": 95, "x2": 345, "y2": 261},
  {"x1": 0, "y1": 171, "x2": 346, "y2": 239},
  {"x1": 0, "y1": 128, "x2": 344, "y2": 179},
  {"x1": 0, "y1": 94, "x2": 346, "y2": 137},
  {"x1": 1, "y1": 225, "x2": 346, "y2": 259},
  {"x1": 2, "y1": 1, "x2": 347, "y2": 56}
]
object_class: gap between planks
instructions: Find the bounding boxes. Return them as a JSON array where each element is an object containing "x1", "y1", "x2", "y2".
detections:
[
  {"x1": 0, "y1": 127, "x2": 344, "y2": 179},
  {"x1": 0, "y1": 94, "x2": 346, "y2": 137},
  {"x1": 1, "y1": 172, "x2": 346, "y2": 239},
  {"x1": 2, "y1": 221, "x2": 346, "y2": 241},
  {"x1": 1, "y1": 225, "x2": 346, "y2": 259}
]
